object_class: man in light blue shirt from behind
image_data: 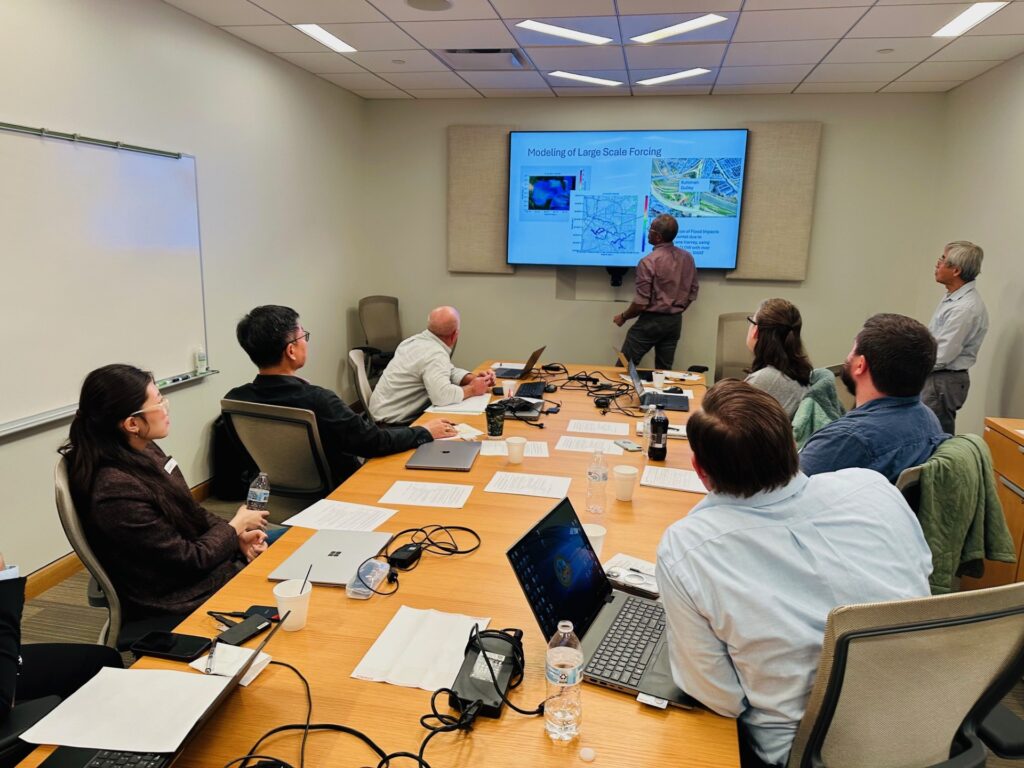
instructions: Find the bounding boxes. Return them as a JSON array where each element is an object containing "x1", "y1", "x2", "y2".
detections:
[{"x1": 657, "y1": 380, "x2": 932, "y2": 767}]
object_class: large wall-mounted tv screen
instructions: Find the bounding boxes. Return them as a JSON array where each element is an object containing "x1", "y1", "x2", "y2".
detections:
[{"x1": 507, "y1": 129, "x2": 748, "y2": 269}]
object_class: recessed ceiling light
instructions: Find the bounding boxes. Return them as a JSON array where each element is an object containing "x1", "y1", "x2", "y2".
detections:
[
  {"x1": 548, "y1": 71, "x2": 623, "y2": 86},
  {"x1": 392, "y1": 59, "x2": 407, "y2": 65},
  {"x1": 636, "y1": 68, "x2": 710, "y2": 86},
  {"x1": 876, "y1": 48, "x2": 895, "y2": 54},
  {"x1": 406, "y1": 0, "x2": 452, "y2": 10},
  {"x1": 516, "y1": 19, "x2": 612, "y2": 45},
  {"x1": 630, "y1": 14, "x2": 728, "y2": 44},
  {"x1": 294, "y1": 24, "x2": 356, "y2": 53},
  {"x1": 933, "y1": 2, "x2": 1007, "y2": 37}
]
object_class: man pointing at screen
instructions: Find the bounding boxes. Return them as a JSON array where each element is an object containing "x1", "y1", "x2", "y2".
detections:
[{"x1": 614, "y1": 214, "x2": 699, "y2": 371}]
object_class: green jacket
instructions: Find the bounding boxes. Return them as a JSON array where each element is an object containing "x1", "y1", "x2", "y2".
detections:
[
  {"x1": 918, "y1": 434, "x2": 1015, "y2": 594},
  {"x1": 792, "y1": 368, "x2": 845, "y2": 450}
]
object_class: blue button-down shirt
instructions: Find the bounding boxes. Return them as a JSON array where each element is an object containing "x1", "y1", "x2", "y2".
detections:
[
  {"x1": 799, "y1": 396, "x2": 948, "y2": 483},
  {"x1": 657, "y1": 470, "x2": 932, "y2": 766},
  {"x1": 929, "y1": 282, "x2": 988, "y2": 371}
]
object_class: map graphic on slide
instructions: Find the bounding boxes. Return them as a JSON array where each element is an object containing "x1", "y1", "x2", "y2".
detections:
[
  {"x1": 650, "y1": 157, "x2": 742, "y2": 217},
  {"x1": 570, "y1": 193, "x2": 641, "y2": 253}
]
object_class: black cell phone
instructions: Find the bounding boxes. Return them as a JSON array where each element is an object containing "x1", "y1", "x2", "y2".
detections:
[
  {"x1": 245, "y1": 605, "x2": 280, "y2": 622},
  {"x1": 217, "y1": 614, "x2": 272, "y2": 646},
  {"x1": 130, "y1": 631, "x2": 212, "y2": 661}
]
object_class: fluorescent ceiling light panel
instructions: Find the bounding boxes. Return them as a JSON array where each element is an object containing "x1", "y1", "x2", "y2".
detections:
[
  {"x1": 636, "y1": 68, "x2": 710, "y2": 86},
  {"x1": 516, "y1": 20, "x2": 612, "y2": 45},
  {"x1": 548, "y1": 71, "x2": 623, "y2": 86},
  {"x1": 630, "y1": 14, "x2": 728, "y2": 44},
  {"x1": 933, "y1": 3, "x2": 1007, "y2": 37},
  {"x1": 294, "y1": 24, "x2": 357, "y2": 53}
]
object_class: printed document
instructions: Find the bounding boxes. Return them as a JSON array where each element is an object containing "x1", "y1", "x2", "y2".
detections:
[
  {"x1": 555, "y1": 436, "x2": 624, "y2": 456},
  {"x1": 636, "y1": 422, "x2": 687, "y2": 439},
  {"x1": 283, "y1": 499, "x2": 396, "y2": 531},
  {"x1": 425, "y1": 393, "x2": 491, "y2": 415},
  {"x1": 189, "y1": 646, "x2": 270, "y2": 687},
  {"x1": 567, "y1": 419, "x2": 629, "y2": 436},
  {"x1": 479, "y1": 440, "x2": 549, "y2": 457},
  {"x1": 640, "y1": 466, "x2": 707, "y2": 494},
  {"x1": 484, "y1": 471, "x2": 572, "y2": 499},
  {"x1": 379, "y1": 481, "x2": 474, "y2": 508}
]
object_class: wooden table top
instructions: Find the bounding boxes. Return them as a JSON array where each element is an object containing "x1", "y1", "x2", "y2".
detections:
[{"x1": 24, "y1": 364, "x2": 739, "y2": 768}]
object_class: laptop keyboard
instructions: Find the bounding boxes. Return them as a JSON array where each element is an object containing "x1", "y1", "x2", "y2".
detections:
[
  {"x1": 84, "y1": 751, "x2": 169, "y2": 768},
  {"x1": 510, "y1": 382, "x2": 544, "y2": 399},
  {"x1": 585, "y1": 596, "x2": 665, "y2": 688}
]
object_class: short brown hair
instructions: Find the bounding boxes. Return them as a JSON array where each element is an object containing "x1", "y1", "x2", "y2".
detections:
[
  {"x1": 650, "y1": 213, "x2": 678, "y2": 243},
  {"x1": 855, "y1": 313, "x2": 936, "y2": 397},
  {"x1": 687, "y1": 379, "x2": 799, "y2": 498}
]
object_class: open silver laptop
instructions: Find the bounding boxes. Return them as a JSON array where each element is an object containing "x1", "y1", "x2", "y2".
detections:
[
  {"x1": 628, "y1": 359, "x2": 689, "y2": 411},
  {"x1": 268, "y1": 529, "x2": 392, "y2": 585},
  {"x1": 405, "y1": 440, "x2": 481, "y2": 471},
  {"x1": 493, "y1": 346, "x2": 546, "y2": 379}
]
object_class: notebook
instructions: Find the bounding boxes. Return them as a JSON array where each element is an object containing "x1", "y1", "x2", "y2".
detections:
[
  {"x1": 405, "y1": 440, "x2": 481, "y2": 471},
  {"x1": 267, "y1": 529, "x2": 392, "y2": 585},
  {"x1": 628, "y1": 359, "x2": 689, "y2": 412},
  {"x1": 493, "y1": 346, "x2": 546, "y2": 379},
  {"x1": 506, "y1": 498, "x2": 695, "y2": 709}
]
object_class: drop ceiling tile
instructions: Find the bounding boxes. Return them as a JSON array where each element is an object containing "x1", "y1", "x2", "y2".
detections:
[
  {"x1": 967, "y1": 2, "x2": 1024, "y2": 34},
  {"x1": 620, "y1": 13, "x2": 738, "y2": 43},
  {"x1": 380, "y1": 70, "x2": 470, "y2": 88},
  {"x1": 724, "y1": 40, "x2": 837, "y2": 66},
  {"x1": 633, "y1": 83, "x2": 712, "y2": 95},
  {"x1": 397, "y1": 20, "x2": 518, "y2": 48},
  {"x1": 882, "y1": 80, "x2": 962, "y2": 92},
  {"x1": 351, "y1": 89, "x2": 414, "y2": 98},
  {"x1": 617, "y1": 0, "x2": 741, "y2": 12},
  {"x1": 320, "y1": 71, "x2": 395, "y2": 88},
  {"x1": 320, "y1": 22, "x2": 420, "y2": 50},
  {"x1": 457, "y1": 70, "x2": 549, "y2": 88},
  {"x1": 898, "y1": 59, "x2": 1002, "y2": 80},
  {"x1": 795, "y1": 81, "x2": 887, "y2": 92},
  {"x1": 624, "y1": 43, "x2": 726, "y2": 69},
  {"x1": 847, "y1": 4, "x2": 974, "y2": 38},
  {"x1": 343, "y1": 49, "x2": 449, "y2": 71},
  {"x1": 490, "y1": 0, "x2": 616, "y2": 18},
  {"x1": 930, "y1": 34, "x2": 1024, "y2": 61},
  {"x1": 744, "y1": 0, "x2": 871, "y2": 8},
  {"x1": 366, "y1": 0, "x2": 497, "y2": 21},
  {"x1": 478, "y1": 88, "x2": 555, "y2": 97},
  {"x1": 222, "y1": 24, "x2": 327, "y2": 52},
  {"x1": 733, "y1": 7, "x2": 866, "y2": 41},
  {"x1": 631, "y1": 67, "x2": 718, "y2": 84},
  {"x1": 824, "y1": 36, "x2": 946, "y2": 63},
  {"x1": 251, "y1": 0, "x2": 387, "y2": 24},
  {"x1": 277, "y1": 51, "x2": 367, "y2": 73},
  {"x1": 713, "y1": 83, "x2": 799, "y2": 93},
  {"x1": 716, "y1": 63, "x2": 815, "y2": 84},
  {"x1": 507, "y1": 16, "x2": 622, "y2": 46},
  {"x1": 163, "y1": 0, "x2": 280, "y2": 26},
  {"x1": 552, "y1": 86, "x2": 632, "y2": 96},
  {"x1": 525, "y1": 45, "x2": 626, "y2": 70},
  {"x1": 544, "y1": 69, "x2": 629, "y2": 86},
  {"x1": 876, "y1": 0, "x2": 976, "y2": 4},
  {"x1": 408, "y1": 89, "x2": 483, "y2": 98},
  {"x1": 806, "y1": 61, "x2": 914, "y2": 81}
]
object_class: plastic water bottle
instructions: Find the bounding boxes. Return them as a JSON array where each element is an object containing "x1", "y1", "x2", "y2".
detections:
[
  {"x1": 246, "y1": 472, "x2": 270, "y2": 511},
  {"x1": 545, "y1": 620, "x2": 584, "y2": 741},
  {"x1": 585, "y1": 449, "x2": 608, "y2": 514},
  {"x1": 641, "y1": 404, "x2": 656, "y2": 455},
  {"x1": 648, "y1": 406, "x2": 669, "y2": 462}
]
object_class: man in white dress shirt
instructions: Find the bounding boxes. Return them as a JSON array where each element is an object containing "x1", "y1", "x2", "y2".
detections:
[
  {"x1": 656, "y1": 380, "x2": 932, "y2": 767},
  {"x1": 370, "y1": 306, "x2": 494, "y2": 425},
  {"x1": 921, "y1": 240, "x2": 989, "y2": 434}
]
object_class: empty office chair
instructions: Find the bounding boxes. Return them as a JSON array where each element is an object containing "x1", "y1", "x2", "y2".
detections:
[
  {"x1": 0, "y1": 695, "x2": 61, "y2": 768},
  {"x1": 786, "y1": 581, "x2": 1024, "y2": 768},
  {"x1": 715, "y1": 311, "x2": 753, "y2": 383},
  {"x1": 348, "y1": 348, "x2": 374, "y2": 415},
  {"x1": 357, "y1": 295, "x2": 402, "y2": 379}
]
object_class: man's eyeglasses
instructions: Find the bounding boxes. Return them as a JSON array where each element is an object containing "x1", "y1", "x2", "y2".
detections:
[
  {"x1": 746, "y1": 316, "x2": 758, "y2": 326},
  {"x1": 130, "y1": 396, "x2": 169, "y2": 417},
  {"x1": 286, "y1": 330, "x2": 311, "y2": 348}
]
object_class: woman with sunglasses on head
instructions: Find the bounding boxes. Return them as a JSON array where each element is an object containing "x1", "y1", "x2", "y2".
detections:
[
  {"x1": 59, "y1": 364, "x2": 269, "y2": 625},
  {"x1": 744, "y1": 299, "x2": 814, "y2": 419}
]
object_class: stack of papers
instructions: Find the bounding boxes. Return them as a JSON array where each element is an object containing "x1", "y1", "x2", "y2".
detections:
[
  {"x1": 425, "y1": 393, "x2": 492, "y2": 415},
  {"x1": 282, "y1": 499, "x2": 397, "y2": 530},
  {"x1": 555, "y1": 436, "x2": 624, "y2": 456},
  {"x1": 484, "y1": 471, "x2": 572, "y2": 499},
  {"x1": 188, "y1": 645, "x2": 270, "y2": 686},
  {"x1": 479, "y1": 440, "x2": 549, "y2": 457},
  {"x1": 640, "y1": 466, "x2": 707, "y2": 494},
  {"x1": 567, "y1": 420, "x2": 629, "y2": 436},
  {"x1": 379, "y1": 481, "x2": 474, "y2": 508}
]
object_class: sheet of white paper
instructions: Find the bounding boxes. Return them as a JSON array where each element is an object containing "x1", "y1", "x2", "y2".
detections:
[
  {"x1": 604, "y1": 552, "x2": 660, "y2": 596},
  {"x1": 479, "y1": 440, "x2": 549, "y2": 457},
  {"x1": 555, "y1": 436, "x2": 624, "y2": 456},
  {"x1": 567, "y1": 419, "x2": 629, "y2": 436},
  {"x1": 21, "y1": 668, "x2": 231, "y2": 752},
  {"x1": 490, "y1": 361, "x2": 525, "y2": 371},
  {"x1": 454, "y1": 423, "x2": 483, "y2": 439},
  {"x1": 484, "y1": 471, "x2": 572, "y2": 499},
  {"x1": 635, "y1": 422, "x2": 687, "y2": 439},
  {"x1": 640, "y1": 465, "x2": 707, "y2": 494},
  {"x1": 189, "y1": 645, "x2": 270, "y2": 687},
  {"x1": 352, "y1": 606, "x2": 490, "y2": 691},
  {"x1": 282, "y1": 499, "x2": 397, "y2": 531},
  {"x1": 379, "y1": 481, "x2": 473, "y2": 508},
  {"x1": 425, "y1": 393, "x2": 491, "y2": 415},
  {"x1": 1017, "y1": 429, "x2": 1024, "y2": 438},
  {"x1": 642, "y1": 387, "x2": 694, "y2": 398},
  {"x1": 664, "y1": 370, "x2": 703, "y2": 381}
]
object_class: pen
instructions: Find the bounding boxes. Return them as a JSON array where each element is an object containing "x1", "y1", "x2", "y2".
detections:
[{"x1": 205, "y1": 641, "x2": 217, "y2": 675}]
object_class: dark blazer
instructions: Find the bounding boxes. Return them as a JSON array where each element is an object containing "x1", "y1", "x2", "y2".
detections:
[
  {"x1": 82, "y1": 444, "x2": 242, "y2": 618},
  {"x1": 0, "y1": 577, "x2": 25, "y2": 716}
]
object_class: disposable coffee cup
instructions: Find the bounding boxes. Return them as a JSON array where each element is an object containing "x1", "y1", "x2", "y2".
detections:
[
  {"x1": 506, "y1": 436, "x2": 527, "y2": 464},
  {"x1": 273, "y1": 579, "x2": 312, "y2": 631},
  {"x1": 613, "y1": 465, "x2": 639, "y2": 502},
  {"x1": 485, "y1": 403, "x2": 505, "y2": 438},
  {"x1": 502, "y1": 380, "x2": 516, "y2": 399},
  {"x1": 582, "y1": 523, "x2": 607, "y2": 558},
  {"x1": 652, "y1": 371, "x2": 667, "y2": 389}
]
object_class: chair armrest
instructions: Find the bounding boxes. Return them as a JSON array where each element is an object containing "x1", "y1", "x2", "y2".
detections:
[
  {"x1": 980, "y1": 703, "x2": 1024, "y2": 758},
  {"x1": 687, "y1": 365, "x2": 709, "y2": 374},
  {"x1": 0, "y1": 695, "x2": 62, "y2": 756},
  {"x1": 352, "y1": 346, "x2": 382, "y2": 356},
  {"x1": 924, "y1": 735, "x2": 987, "y2": 768}
]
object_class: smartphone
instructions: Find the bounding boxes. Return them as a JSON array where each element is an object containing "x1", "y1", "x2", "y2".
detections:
[
  {"x1": 245, "y1": 605, "x2": 280, "y2": 622},
  {"x1": 614, "y1": 439, "x2": 643, "y2": 452},
  {"x1": 217, "y1": 614, "x2": 272, "y2": 646},
  {"x1": 130, "y1": 631, "x2": 212, "y2": 662}
]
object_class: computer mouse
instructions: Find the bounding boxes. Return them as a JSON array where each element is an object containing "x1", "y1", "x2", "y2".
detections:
[
  {"x1": 665, "y1": 386, "x2": 684, "y2": 394},
  {"x1": 544, "y1": 383, "x2": 557, "y2": 393}
]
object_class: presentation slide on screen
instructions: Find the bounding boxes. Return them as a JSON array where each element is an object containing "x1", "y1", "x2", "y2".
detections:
[{"x1": 507, "y1": 130, "x2": 748, "y2": 269}]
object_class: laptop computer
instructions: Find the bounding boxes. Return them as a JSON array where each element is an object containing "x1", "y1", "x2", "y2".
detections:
[
  {"x1": 39, "y1": 619, "x2": 285, "y2": 768},
  {"x1": 267, "y1": 529, "x2": 392, "y2": 585},
  {"x1": 405, "y1": 440, "x2": 481, "y2": 471},
  {"x1": 493, "y1": 346, "x2": 546, "y2": 379},
  {"x1": 628, "y1": 359, "x2": 689, "y2": 412},
  {"x1": 613, "y1": 348, "x2": 653, "y2": 381},
  {"x1": 506, "y1": 498, "x2": 695, "y2": 709}
]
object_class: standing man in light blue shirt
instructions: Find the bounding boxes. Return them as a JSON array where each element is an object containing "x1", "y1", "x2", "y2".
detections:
[
  {"x1": 922, "y1": 241, "x2": 989, "y2": 434},
  {"x1": 657, "y1": 381, "x2": 932, "y2": 767}
]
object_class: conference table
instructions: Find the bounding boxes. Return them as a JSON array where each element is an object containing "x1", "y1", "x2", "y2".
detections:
[{"x1": 25, "y1": 363, "x2": 739, "y2": 768}]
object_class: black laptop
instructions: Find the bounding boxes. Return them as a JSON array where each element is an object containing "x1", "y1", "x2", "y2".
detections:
[
  {"x1": 506, "y1": 498, "x2": 695, "y2": 709},
  {"x1": 493, "y1": 346, "x2": 546, "y2": 379},
  {"x1": 628, "y1": 359, "x2": 689, "y2": 412}
]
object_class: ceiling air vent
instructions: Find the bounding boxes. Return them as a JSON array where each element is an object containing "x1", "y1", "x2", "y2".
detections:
[{"x1": 433, "y1": 48, "x2": 529, "y2": 71}]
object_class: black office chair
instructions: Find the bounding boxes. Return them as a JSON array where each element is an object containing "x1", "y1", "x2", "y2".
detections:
[
  {"x1": 980, "y1": 703, "x2": 1024, "y2": 759},
  {"x1": 356, "y1": 295, "x2": 402, "y2": 381},
  {"x1": 0, "y1": 695, "x2": 61, "y2": 768}
]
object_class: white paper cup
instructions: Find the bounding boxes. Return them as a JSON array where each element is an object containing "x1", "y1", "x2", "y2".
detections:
[
  {"x1": 502, "y1": 380, "x2": 516, "y2": 398},
  {"x1": 273, "y1": 579, "x2": 312, "y2": 631},
  {"x1": 651, "y1": 371, "x2": 667, "y2": 389},
  {"x1": 506, "y1": 436, "x2": 527, "y2": 464},
  {"x1": 613, "y1": 465, "x2": 639, "y2": 502},
  {"x1": 582, "y1": 523, "x2": 607, "y2": 558}
]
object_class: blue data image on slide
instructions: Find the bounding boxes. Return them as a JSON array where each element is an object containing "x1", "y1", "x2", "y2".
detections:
[{"x1": 507, "y1": 129, "x2": 748, "y2": 269}]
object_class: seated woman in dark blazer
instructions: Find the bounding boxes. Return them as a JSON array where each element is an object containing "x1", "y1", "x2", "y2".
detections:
[{"x1": 59, "y1": 364, "x2": 269, "y2": 622}]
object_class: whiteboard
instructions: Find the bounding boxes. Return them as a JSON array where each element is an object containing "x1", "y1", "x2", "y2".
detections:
[{"x1": 0, "y1": 129, "x2": 207, "y2": 429}]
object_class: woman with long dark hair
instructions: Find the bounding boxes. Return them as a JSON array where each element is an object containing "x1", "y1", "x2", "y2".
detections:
[
  {"x1": 59, "y1": 364, "x2": 268, "y2": 621},
  {"x1": 745, "y1": 299, "x2": 813, "y2": 418}
]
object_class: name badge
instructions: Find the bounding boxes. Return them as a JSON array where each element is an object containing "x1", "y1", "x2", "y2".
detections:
[{"x1": 164, "y1": 458, "x2": 178, "y2": 474}]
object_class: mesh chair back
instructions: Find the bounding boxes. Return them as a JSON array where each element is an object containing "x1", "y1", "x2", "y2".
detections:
[
  {"x1": 358, "y1": 295, "x2": 402, "y2": 355},
  {"x1": 220, "y1": 399, "x2": 331, "y2": 497},
  {"x1": 348, "y1": 348, "x2": 374, "y2": 414},
  {"x1": 895, "y1": 464, "x2": 924, "y2": 514},
  {"x1": 788, "y1": 582, "x2": 1024, "y2": 768},
  {"x1": 54, "y1": 458, "x2": 122, "y2": 648},
  {"x1": 715, "y1": 311, "x2": 753, "y2": 382}
]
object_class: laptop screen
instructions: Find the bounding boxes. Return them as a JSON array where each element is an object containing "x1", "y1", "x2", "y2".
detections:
[
  {"x1": 627, "y1": 359, "x2": 646, "y2": 399},
  {"x1": 506, "y1": 498, "x2": 611, "y2": 640}
]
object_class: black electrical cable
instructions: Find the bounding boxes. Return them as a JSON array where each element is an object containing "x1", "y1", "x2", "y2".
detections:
[
  {"x1": 355, "y1": 524, "x2": 481, "y2": 596},
  {"x1": 464, "y1": 625, "x2": 547, "y2": 717}
]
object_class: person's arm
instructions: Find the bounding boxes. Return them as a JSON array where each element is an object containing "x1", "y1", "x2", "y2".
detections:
[
  {"x1": 683, "y1": 254, "x2": 699, "y2": 308},
  {"x1": 798, "y1": 422, "x2": 868, "y2": 477},
  {"x1": 0, "y1": 571, "x2": 25, "y2": 715},
  {"x1": 614, "y1": 260, "x2": 652, "y2": 325},
  {"x1": 314, "y1": 388, "x2": 430, "y2": 459},
  {"x1": 421, "y1": 354, "x2": 471, "y2": 406},
  {"x1": 932, "y1": 305, "x2": 980, "y2": 370}
]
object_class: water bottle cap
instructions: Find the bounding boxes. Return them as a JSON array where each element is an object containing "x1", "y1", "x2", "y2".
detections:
[{"x1": 557, "y1": 620, "x2": 574, "y2": 634}]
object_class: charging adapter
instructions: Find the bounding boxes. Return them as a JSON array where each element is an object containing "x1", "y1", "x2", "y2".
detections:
[
  {"x1": 388, "y1": 543, "x2": 422, "y2": 570},
  {"x1": 594, "y1": 396, "x2": 611, "y2": 409},
  {"x1": 449, "y1": 629, "x2": 523, "y2": 718}
]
